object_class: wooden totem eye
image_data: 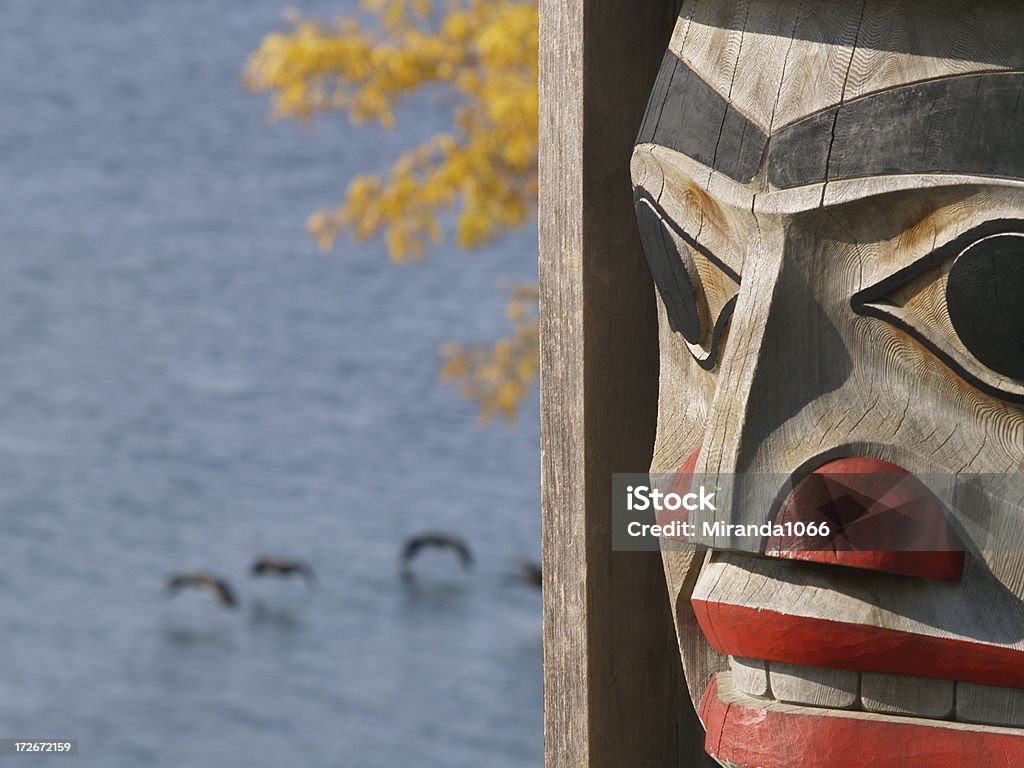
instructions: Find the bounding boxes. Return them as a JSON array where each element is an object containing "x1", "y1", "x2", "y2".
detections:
[
  {"x1": 853, "y1": 220, "x2": 1024, "y2": 403},
  {"x1": 946, "y1": 235, "x2": 1024, "y2": 380},
  {"x1": 634, "y1": 198, "x2": 708, "y2": 344}
]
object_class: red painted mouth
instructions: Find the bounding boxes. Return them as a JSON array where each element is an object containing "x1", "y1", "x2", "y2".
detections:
[
  {"x1": 676, "y1": 453, "x2": 1016, "y2": 702},
  {"x1": 699, "y1": 675, "x2": 1024, "y2": 768},
  {"x1": 683, "y1": 453, "x2": 1024, "y2": 766},
  {"x1": 689, "y1": 455, "x2": 1009, "y2": 688}
]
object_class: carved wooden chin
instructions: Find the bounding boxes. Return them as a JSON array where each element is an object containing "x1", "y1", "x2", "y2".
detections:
[{"x1": 632, "y1": 1, "x2": 1024, "y2": 765}]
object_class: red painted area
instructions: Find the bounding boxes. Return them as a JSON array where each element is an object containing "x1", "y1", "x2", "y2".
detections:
[
  {"x1": 700, "y1": 676, "x2": 1024, "y2": 768},
  {"x1": 656, "y1": 448, "x2": 701, "y2": 540},
  {"x1": 697, "y1": 676, "x2": 726, "y2": 754},
  {"x1": 765, "y1": 457, "x2": 964, "y2": 581},
  {"x1": 693, "y1": 599, "x2": 1024, "y2": 690}
]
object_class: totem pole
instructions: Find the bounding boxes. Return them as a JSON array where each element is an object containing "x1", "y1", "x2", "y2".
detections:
[{"x1": 631, "y1": 2, "x2": 1024, "y2": 765}]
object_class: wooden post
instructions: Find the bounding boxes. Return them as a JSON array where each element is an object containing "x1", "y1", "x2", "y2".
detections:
[{"x1": 538, "y1": 1, "x2": 703, "y2": 766}]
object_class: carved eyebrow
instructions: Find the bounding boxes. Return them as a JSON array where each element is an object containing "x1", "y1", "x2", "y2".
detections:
[
  {"x1": 770, "y1": 71, "x2": 1024, "y2": 189},
  {"x1": 639, "y1": 52, "x2": 1024, "y2": 190},
  {"x1": 637, "y1": 53, "x2": 767, "y2": 184}
]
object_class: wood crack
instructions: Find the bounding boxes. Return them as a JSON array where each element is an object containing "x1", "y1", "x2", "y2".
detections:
[{"x1": 820, "y1": 0, "x2": 868, "y2": 207}]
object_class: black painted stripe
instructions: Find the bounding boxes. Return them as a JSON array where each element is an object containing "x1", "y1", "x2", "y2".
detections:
[
  {"x1": 636, "y1": 52, "x2": 677, "y2": 147},
  {"x1": 851, "y1": 219, "x2": 1024, "y2": 307},
  {"x1": 635, "y1": 198, "x2": 703, "y2": 340},
  {"x1": 638, "y1": 54, "x2": 1024, "y2": 190},
  {"x1": 693, "y1": 294, "x2": 737, "y2": 372},
  {"x1": 637, "y1": 53, "x2": 768, "y2": 184},
  {"x1": 769, "y1": 71, "x2": 1024, "y2": 189}
]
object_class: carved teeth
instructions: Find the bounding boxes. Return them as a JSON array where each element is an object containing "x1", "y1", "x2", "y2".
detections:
[
  {"x1": 727, "y1": 658, "x2": 1024, "y2": 728},
  {"x1": 957, "y1": 683, "x2": 1024, "y2": 728},
  {"x1": 771, "y1": 661, "x2": 859, "y2": 709},
  {"x1": 729, "y1": 656, "x2": 769, "y2": 698},
  {"x1": 862, "y1": 672, "x2": 954, "y2": 719}
]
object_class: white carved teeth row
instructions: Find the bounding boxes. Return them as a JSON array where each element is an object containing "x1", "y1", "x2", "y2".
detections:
[{"x1": 729, "y1": 656, "x2": 1024, "y2": 728}]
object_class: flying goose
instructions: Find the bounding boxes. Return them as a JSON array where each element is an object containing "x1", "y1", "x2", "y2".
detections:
[
  {"x1": 166, "y1": 572, "x2": 237, "y2": 608},
  {"x1": 250, "y1": 556, "x2": 315, "y2": 584},
  {"x1": 401, "y1": 531, "x2": 474, "y2": 579}
]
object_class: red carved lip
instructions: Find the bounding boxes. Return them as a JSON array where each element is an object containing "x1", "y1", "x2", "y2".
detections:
[
  {"x1": 692, "y1": 598, "x2": 1024, "y2": 690},
  {"x1": 699, "y1": 676, "x2": 1024, "y2": 768}
]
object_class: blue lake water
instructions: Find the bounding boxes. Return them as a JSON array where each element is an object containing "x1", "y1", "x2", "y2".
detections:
[{"x1": 0, "y1": 2, "x2": 542, "y2": 766}]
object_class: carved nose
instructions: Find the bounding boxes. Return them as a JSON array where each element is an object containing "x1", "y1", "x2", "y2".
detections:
[
  {"x1": 692, "y1": 245, "x2": 786, "y2": 481},
  {"x1": 765, "y1": 457, "x2": 965, "y2": 581},
  {"x1": 693, "y1": 243, "x2": 854, "y2": 484}
]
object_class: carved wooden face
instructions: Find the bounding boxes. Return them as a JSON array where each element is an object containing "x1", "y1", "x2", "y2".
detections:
[{"x1": 632, "y1": 2, "x2": 1024, "y2": 764}]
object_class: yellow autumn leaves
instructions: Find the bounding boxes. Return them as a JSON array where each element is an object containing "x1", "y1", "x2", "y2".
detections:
[
  {"x1": 244, "y1": 0, "x2": 539, "y2": 422},
  {"x1": 244, "y1": 0, "x2": 537, "y2": 259},
  {"x1": 440, "y1": 283, "x2": 538, "y2": 424}
]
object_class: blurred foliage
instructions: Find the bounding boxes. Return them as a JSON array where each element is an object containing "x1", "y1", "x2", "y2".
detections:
[
  {"x1": 440, "y1": 282, "x2": 537, "y2": 424},
  {"x1": 245, "y1": 0, "x2": 539, "y2": 423}
]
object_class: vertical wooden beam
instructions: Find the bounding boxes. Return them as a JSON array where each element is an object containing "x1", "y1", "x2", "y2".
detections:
[{"x1": 539, "y1": 1, "x2": 695, "y2": 766}]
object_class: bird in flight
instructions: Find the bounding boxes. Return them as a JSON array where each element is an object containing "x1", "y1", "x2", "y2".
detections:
[
  {"x1": 250, "y1": 556, "x2": 315, "y2": 585},
  {"x1": 166, "y1": 572, "x2": 237, "y2": 608},
  {"x1": 401, "y1": 531, "x2": 474, "y2": 579}
]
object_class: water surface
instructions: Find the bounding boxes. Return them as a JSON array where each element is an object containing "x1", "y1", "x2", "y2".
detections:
[{"x1": 0, "y1": 3, "x2": 541, "y2": 766}]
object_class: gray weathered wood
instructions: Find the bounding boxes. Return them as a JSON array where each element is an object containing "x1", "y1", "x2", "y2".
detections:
[
  {"x1": 631, "y1": 2, "x2": 1024, "y2": 764},
  {"x1": 770, "y1": 662, "x2": 860, "y2": 710},
  {"x1": 729, "y1": 656, "x2": 770, "y2": 698},
  {"x1": 539, "y1": 0, "x2": 707, "y2": 766},
  {"x1": 862, "y1": 672, "x2": 955, "y2": 719},
  {"x1": 957, "y1": 683, "x2": 1024, "y2": 728}
]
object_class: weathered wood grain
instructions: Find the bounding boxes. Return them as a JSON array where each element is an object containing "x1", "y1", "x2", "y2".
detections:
[
  {"x1": 847, "y1": 0, "x2": 1024, "y2": 102},
  {"x1": 629, "y1": 0, "x2": 1024, "y2": 764},
  {"x1": 958, "y1": 682, "x2": 1024, "y2": 728},
  {"x1": 770, "y1": 662, "x2": 860, "y2": 709},
  {"x1": 861, "y1": 672, "x2": 955, "y2": 719},
  {"x1": 729, "y1": 656, "x2": 769, "y2": 698},
  {"x1": 539, "y1": 0, "x2": 705, "y2": 765}
]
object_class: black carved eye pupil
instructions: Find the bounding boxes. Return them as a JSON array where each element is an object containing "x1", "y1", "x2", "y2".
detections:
[
  {"x1": 946, "y1": 235, "x2": 1024, "y2": 380},
  {"x1": 634, "y1": 200, "x2": 706, "y2": 344}
]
